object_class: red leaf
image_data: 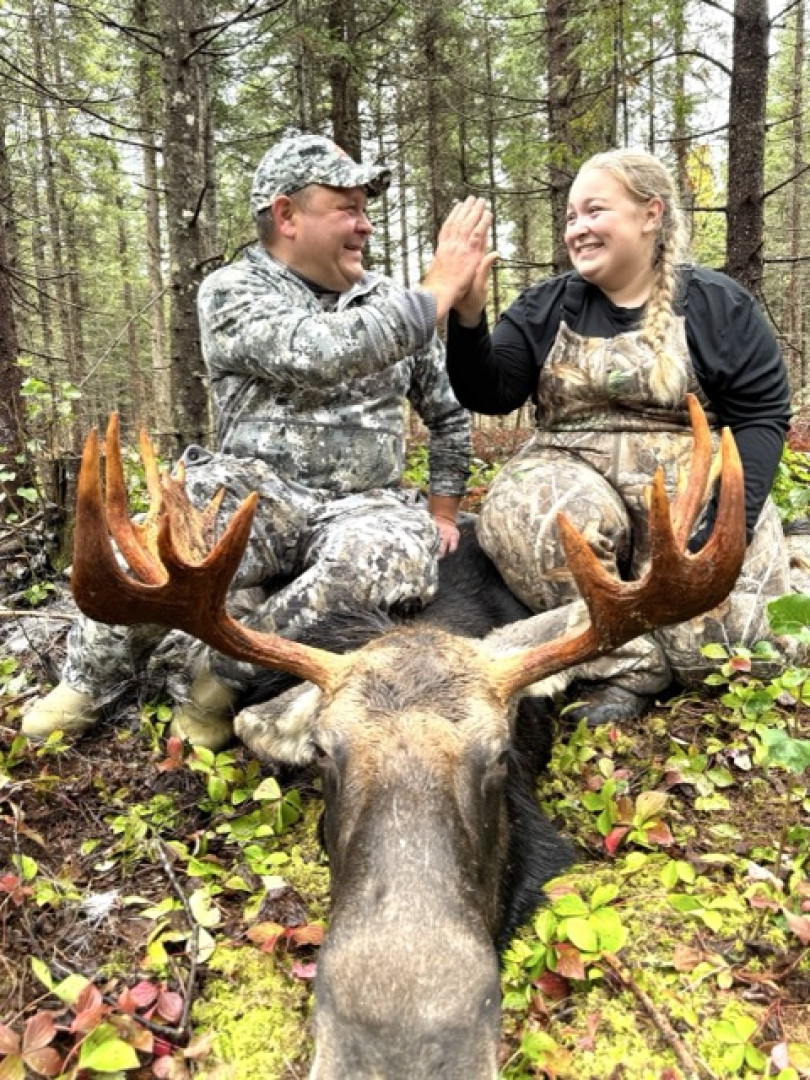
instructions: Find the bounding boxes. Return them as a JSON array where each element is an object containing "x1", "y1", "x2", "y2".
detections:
[
  {"x1": 183, "y1": 1032, "x2": 215, "y2": 1060},
  {"x1": 129, "y1": 980, "x2": 161, "y2": 1009},
  {"x1": 70, "y1": 1004, "x2": 107, "y2": 1034},
  {"x1": 21, "y1": 1013, "x2": 56, "y2": 1053},
  {"x1": 21, "y1": 1047, "x2": 63, "y2": 1078},
  {"x1": 533, "y1": 971, "x2": 569, "y2": 1001},
  {"x1": 604, "y1": 826, "x2": 629, "y2": 855},
  {"x1": 785, "y1": 912, "x2": 810, "y2": 945},
  {"x1": 246, "y1": 922, "x2": 285, "y2": 951},
  {"x1": 554, "y1": 943, "x2": 586, "y2": 981},
  {"x1": 153, "y1": 1037, "x2": 174, "y2": 1057},
  {"x1": 748, "y1": 893, "x2": 781, "y2": 912},
  {"x1": 671, "y1": 945, "x2": 704, "y2": 973},
  {"x1": 156, "y1": 991, "x2": 184, "y2": 1025},
  {"x1": 728, "y1": 656, "x2": 751, "y2": 673},
  {"x1": 644, "y1": 821, "x2": 674, "y2": 846},
  {"x1": 0, "y1": 1024, "x2": 20, "y2": 1054},
  {"x1": 290, "y1": 960, "x2": 317, "y2": 980},
  {"x1": 287, "y1": 924, "x2": 325, "y2": 948},
  {"x1": 74, "y1": 984, "x2": 103, "y2": 1015},
  {"x1": 116, "y1": 988, "x2": 137, "y2": 1014}
]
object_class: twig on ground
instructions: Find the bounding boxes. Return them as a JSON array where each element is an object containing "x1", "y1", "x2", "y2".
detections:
[
  {"x1": 153, "y1": 836, "x2": 200, "y2": 1038},
  {"x1": 0, "y1": 609, "x2": 75, "y2": 621},
  {"x1": 602, "y1": 953, "x2": 718, "y2": 1080}
]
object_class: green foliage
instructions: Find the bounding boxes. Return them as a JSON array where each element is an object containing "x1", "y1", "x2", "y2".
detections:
[{"x1": 772, "y1": 448, "x2": 810, "y2": 523}]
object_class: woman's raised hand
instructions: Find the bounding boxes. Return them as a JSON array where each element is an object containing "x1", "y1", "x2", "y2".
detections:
[{"x1": 421, "y1": 197, "x2": 496, "y2": 321}]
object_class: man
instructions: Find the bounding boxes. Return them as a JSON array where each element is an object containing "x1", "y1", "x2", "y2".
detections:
[{"x1": 23, "y1": 133, "x2": 490, "y2": 750}]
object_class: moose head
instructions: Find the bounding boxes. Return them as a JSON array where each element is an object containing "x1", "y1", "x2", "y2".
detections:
[{"x1": 71, "y1": 395, "x2": 745, "y2": 1079}]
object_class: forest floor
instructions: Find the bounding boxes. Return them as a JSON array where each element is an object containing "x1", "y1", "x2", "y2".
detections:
[{"x1": 1, "y1": 425, "x2": 809, "y2": 1080}]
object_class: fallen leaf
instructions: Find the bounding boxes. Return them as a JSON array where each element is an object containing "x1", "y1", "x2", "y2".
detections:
[{"x1": 554, "y1": 943, "x2": 586, "y2": 981}]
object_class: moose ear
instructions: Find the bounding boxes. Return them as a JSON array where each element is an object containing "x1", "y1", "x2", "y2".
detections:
[{"x1": 234, "y1": 684, "x2": 324, "y2": 765}]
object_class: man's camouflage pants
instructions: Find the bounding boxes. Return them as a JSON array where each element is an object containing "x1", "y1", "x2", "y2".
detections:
[{"x1": 63, "y1": 447, "x2": 441, "y2": 697}]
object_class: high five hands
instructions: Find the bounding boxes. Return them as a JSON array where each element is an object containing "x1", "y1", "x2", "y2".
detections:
[{"x1": 421, "y1": 197, "x2": 499, "y2": 324}]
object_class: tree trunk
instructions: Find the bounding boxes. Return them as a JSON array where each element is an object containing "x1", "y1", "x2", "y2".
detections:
[
  {"x1": 0, "y1": 121, "x2": 32, "y2": 509},
  {"x1": 546, "y1": 0, "x2": 578, "y2": 274},
  {"x1": 134, "y1": 0, "x2": 172, "y2": 450},
  {"x1": 29, "y1": 0, "x2": 79, "y2": 451},
  {"x1": 327, "y1": 0, "x2": 361, "y2": 159},
  {"x1": 726, "y1": 0, "x2": 769, "y2": 298},
  {"x1": 784, "y1": 0, "x2": 805, "y2": 392},
  {"x1": 158, "y1": 0, "x2": 213, "y2": 449}
]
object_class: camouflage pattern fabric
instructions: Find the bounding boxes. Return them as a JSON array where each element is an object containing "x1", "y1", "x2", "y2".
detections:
[
  {"x1": 198, "y1": 246, "x2": 470, "y2": 497},
  {"x1": 477, "y1": 318, "x2": 796, "y2": 693},
  {"x1": 249, "y1": 133, "x2": 391, "y2": 216},
  {"x1": 63, "y1": 457, "x2": 441, "y2": 695},
  {"x1": 62, "y1": 243, "x2": 470, "y2": 700}
]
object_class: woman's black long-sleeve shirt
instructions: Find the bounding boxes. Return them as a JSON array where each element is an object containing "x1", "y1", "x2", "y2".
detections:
[{"x1": 446, "y1": 266, "x2": 791, "y2": 539}]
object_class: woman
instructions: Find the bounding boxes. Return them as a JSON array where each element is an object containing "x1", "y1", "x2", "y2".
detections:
[{"x1": 445, "y1": 149, "x2": 793, "y2": 724}]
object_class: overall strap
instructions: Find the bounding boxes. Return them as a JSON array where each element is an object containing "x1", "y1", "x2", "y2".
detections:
[
  {"x1": 673, "y1": 263, "x2": 693, "y2": 313},
  {"x1": 560, "y1": 272, "x2": 589, "y2": 325}
]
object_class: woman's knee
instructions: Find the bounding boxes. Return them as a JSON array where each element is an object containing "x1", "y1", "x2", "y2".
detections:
[{"x1": 477, "y1": 454, "x2": 630, "y2": 611}]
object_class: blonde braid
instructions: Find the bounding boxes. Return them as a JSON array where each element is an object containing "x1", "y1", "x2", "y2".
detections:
[{"x1": 576, "y1": 150, "x2": 691, "y2": 407}]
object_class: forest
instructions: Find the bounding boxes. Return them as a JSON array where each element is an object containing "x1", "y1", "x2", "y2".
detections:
[{"x1": 1, "y1": 0, "x2": 810, "y2": 1078}]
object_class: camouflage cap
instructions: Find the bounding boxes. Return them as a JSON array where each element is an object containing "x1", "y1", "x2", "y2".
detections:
[{"x1": 250, "y1": 134, "x2": 392, "y2": 216}]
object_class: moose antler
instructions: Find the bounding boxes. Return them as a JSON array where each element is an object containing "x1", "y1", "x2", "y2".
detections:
[
  {"x1": 72, "y1": 396, "x2": 745, "y2": 703},
  {"x1": 71, "y1": 416, "x2": 349, "y2": 692},
  {"x1": 488, "y1": 394, "x2": 746, "y2": 699}
]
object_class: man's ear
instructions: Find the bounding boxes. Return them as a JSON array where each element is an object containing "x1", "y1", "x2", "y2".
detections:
[{"x1": 273, "y1": 195, "x2": 298, "y2": 239}]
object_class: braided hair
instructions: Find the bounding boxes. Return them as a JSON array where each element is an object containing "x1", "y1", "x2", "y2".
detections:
[{"x1": 575, "y1": 150, "x2": 691, "y2": 406}]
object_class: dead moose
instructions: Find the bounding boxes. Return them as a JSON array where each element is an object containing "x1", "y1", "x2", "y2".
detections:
[{"x1": 70, "y1": 395, "x2": 745, "y2": 1080}]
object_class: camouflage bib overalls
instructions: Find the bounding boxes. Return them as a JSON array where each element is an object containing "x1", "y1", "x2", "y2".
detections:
[{"x1": 477, "y1": 284, "x2": 792, "y2": 693}]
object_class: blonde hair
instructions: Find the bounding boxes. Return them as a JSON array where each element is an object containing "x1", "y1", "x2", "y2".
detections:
[{"x1": 575, "y1": 149, "x2": 691, "y2": 406}]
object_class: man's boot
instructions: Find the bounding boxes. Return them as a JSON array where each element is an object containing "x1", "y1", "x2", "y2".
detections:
[
  {"x1": 563, "y1": 682, "x2": 651, "y2": 727},
  {"x1": 171, "y1": 670, "x2": 236, "y2": 751},
  {"x1": 21, "y1": 683, "x2": 99, "y2": 739}
]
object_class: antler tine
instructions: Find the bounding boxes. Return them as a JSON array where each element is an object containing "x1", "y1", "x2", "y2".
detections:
[
  {"x1": 72, "y1": 420, "x2": 349, "y2": 693},
  {"x1": 104, "y1": 414, "x2": 167, "y2": 584},
  {"x1": 490, "y1": 401, "x2": 746, "y2": 699},
  {"x1": 670, "y1": 393, "x2": 713, "y2": 546}
]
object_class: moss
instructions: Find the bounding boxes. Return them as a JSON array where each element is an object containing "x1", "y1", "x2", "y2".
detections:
[
  {"x1": 192, "y1": 945, "x2": 312, "y2": 1079},
  {"x1": 276, "y1": 801, "x2": 331, "y2": 923}
]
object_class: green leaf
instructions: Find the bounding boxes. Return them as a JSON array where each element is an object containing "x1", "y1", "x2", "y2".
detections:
[
  {"x1": 745, "y1": 1044, "x2": 767, "y2": 1070},
  {"x1": 189, "y1": 888, "x2": 221, "y2": 928},
  {"x1": 660, "y1": 860, "x2": 679, "y2": 889},
  {"x1": 564, "y1": 917, "x2": 599, "y2": 953},
  {"x1": 759, "y1": 728, "x2": 810, "y2": 773},
  {"x1": 701, "y1": 642, "x2": 730, "y2": 659},
  {"x1": 533, "y1": 908, "x2": 557, "y2": 945},
  {"x1": 207, "y1": 775, "x2": 228, "y2": 803},
  {"x1": 29, "y1": 957, "x2": 53, "y2": 990},
  {"x1": 551, "y1": 893, "x2": 589, "y2": 918},
  {"x1": 712, "y1": 1020, "x2": 743, "y2": 1045},
  {"x1": 668, "y1": 893, "x2": 703, "y2": 913},
  {"x1": 699, "y1": 908, "x2": 724, "y2": 932},
  {"x1": 53, "y1": 973, "x2": 91, "y2": 1005},
  {"x1": 253, "y1": 776, "x2": 282, "y2": 801},
  {"x1": 590, "y1": 883, "x2": 620, "y2": 910},
  {"x1": 768, "y1": 594, "x2": 810, "y2": 641},
  {"x1": 77, "y1": 1024, "x2": 140, "y2": 1071},
  {"x1": 13, "y1": 855, "x2": 37, "y2": 882},
  {"x1": 633, "y1": 790, "x2": 668, "y2": 825},
  {"x1": 590, "y1": 907, "x2": 627, "y2": 952}
]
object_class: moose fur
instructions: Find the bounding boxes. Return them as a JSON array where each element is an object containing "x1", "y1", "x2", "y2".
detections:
[{"x1": 232, "y1": 516, "x2": 574, "y2": 1078}]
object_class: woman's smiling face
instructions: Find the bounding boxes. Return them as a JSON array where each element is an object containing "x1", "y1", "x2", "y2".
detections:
[{"x1": 564, "y1": 167, "x2": 662, "y2": 302}]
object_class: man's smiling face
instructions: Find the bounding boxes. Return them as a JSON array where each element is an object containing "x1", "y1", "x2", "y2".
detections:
[{"x1": 281, "y1": 184, "x2": 373, "y2": 292}]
